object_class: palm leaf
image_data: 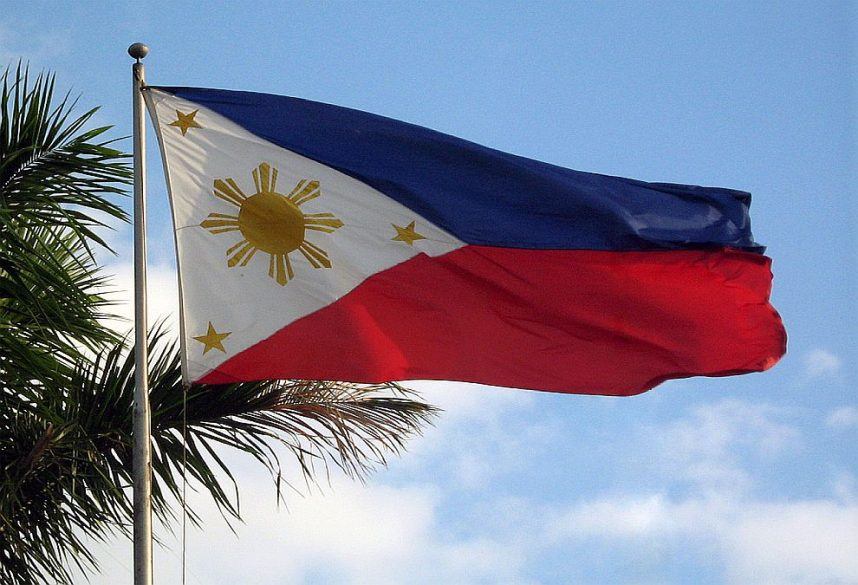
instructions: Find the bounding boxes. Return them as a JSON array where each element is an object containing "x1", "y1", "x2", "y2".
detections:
[
  {"x1": 0, "y1": 63, "x2": 130, "y2": 387},
  {"x1": 0, "y1": 63, "x2": 129, "y2": 251},
  {"x1": 1, "y1": 328, "x2": 437, "y2": 584}
]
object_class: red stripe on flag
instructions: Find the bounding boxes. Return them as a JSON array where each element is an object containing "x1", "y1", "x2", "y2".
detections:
[{"x1": 199, "y1": 246, "x2": 786, "y2": 395}]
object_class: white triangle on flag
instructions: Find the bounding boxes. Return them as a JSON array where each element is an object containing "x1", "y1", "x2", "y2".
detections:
[{"x1": 145, "y1": 89, "x2": 464, "y2": 383}]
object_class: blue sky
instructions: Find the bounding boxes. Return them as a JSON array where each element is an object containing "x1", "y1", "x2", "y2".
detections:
[{"x1": 3, "y1": 1, "x2": 856, "y2": 583}]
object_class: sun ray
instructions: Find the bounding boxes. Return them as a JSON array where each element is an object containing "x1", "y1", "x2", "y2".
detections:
[
  {"x1": 227, "y1": 241, "x2": 257, "y2": 267},
  {"x1": 225, "y1": 178, "x2": 245, "y2": 197},
  {"x1": 201, "y1": 212, "x2": 241, "y2": 233},
  {"x1": 239, "y1": 247, "x2": 258, "y2": 267},
  {"x1": 298, "y1": 241, "x2": 332, "y2": 269},
  {"x1": 275, "y1": 254, "x2": 288, "y2": 285},
  {"x1": 269, "y1": 166, "x2": 278, "y2": 193},
  {"x1": 226, "y1": 239, "x2": 248, "y2": 255},
  {"x1": 285, "y1": 254, "x2": 294, "y2": 281},
  {"x1": 204, "y1": 226, "x2": 242, "y2": 234},
  {"x1": 213, "y1": 178, "x2": 246, "y2": 207},
  {"x1": 288, "y1": 179, "x2": 321, "y2": 206},
  {"x1": 252, "y1": 162, "x2": 278, "y2": 194},
  {"x1": 271, "y1": 253, "x2": 293, "y2": 285},
  {"x1": 252, "y1": 166, "x2": 262, "y2": 192},
  {"x1": 304, "y1": 212, "x2": 345, "y2": 232}
]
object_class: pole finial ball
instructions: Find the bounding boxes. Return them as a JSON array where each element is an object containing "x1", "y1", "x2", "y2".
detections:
[{"x1": 128, "y1": 43, "x2": 150, "y2": 60}]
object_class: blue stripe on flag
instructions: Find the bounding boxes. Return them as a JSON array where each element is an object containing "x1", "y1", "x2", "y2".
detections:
[{"x1": 155, "y1": 86, "x2": 763, "y2": 252}]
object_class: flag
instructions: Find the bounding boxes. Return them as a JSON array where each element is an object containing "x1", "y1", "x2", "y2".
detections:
[{"x1": 144, "y1": 87, "x2": 786, "y2": 395}]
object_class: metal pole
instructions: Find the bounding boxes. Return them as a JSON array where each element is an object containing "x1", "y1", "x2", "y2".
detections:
[{"x1": 128, "y1": 42, "x2": 152, "y2": 585}]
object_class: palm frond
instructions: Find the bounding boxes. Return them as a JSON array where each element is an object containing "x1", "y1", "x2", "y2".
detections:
[
  {"x1": 1, "y1": 328, "x2": 437, "y2": 584},
  {"x1": 0, "y1": 63, "x2": 130, "y2": 385},
  {"x1": 0, "y1": 55, "x2": 132, "y2": 251},
  {"x1": 0, "y1": 63, "x2": 129, "y2": 251}
]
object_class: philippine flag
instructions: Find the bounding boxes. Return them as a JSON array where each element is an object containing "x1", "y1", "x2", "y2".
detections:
[{"x1": 144, "y1": 87, "x2": 786, "y2": 395}]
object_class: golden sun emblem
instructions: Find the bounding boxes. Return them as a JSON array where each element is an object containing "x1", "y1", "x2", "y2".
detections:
[{"x1": 200, "y1": 162, "x2": 344, "y2": 285}]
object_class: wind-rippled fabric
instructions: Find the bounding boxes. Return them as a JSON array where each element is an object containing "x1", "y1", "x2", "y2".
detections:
[{"x1": 148, "y1": 86, "x2": 786, "y2": 395}]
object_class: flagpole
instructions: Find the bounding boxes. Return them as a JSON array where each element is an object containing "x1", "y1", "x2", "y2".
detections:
[{"x1": 128, "y1": 42, "x2": 153, "y2": 585}]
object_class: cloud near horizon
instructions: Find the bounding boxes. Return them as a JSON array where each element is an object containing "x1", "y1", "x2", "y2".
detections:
[{"x1": 80, "y1": 360, "x2": 858, "y2": 585}]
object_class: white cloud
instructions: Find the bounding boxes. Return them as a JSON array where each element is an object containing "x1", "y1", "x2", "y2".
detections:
[
  {"x1": 548, "y1": 494, "x2": 688, "y2": 540},
  {"x1": 394, "y1": 382, "x2": 555, "y2": 490},
  {"x1": 833, "y1": 473, "x2": 857, "y2": 503},
  {"x1": 648, "y1": 399, "x2": 799, "y2": 495},
  {"x1": 77, "y1": 389, "x2": 856, "y2": 585},
  {"x1": 724, "y1": 499, "x2": 858, "y2": 585},
  {"x1": 547, "y1": 491, "x2": 858, "y2": 585},
  {"x1": 827, "y1": 406, "x2": 858, "y2": 430},
  {"x1": 82, "y1": 475, "x2": 529, "y2": 585},
  {"x1": 410, "y1": 380, "x2": 535, "y2": 424},
  {"x1": 802, "y1": 348, "x2": 842, "y2": 379},
  {"x1": 102, "y1": 261, "x2": 180, "y2": 335},
  {"x1": 667, "y1": 400, "x2": 798, "y2": 459},
  {"x1": 543, "y1": 400, "x2": 858, "y2": 584}
]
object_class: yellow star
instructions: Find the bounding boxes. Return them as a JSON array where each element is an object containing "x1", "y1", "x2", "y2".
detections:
[
  {"x1": 168, "y1": 109, "x2": 202, "y2": 136},
  {"x1": 193, "y1": 322, "x2": 231, "y2": 354},
  {"x1": 391, "y1": 221, "x2": 426, "y2": 246}
]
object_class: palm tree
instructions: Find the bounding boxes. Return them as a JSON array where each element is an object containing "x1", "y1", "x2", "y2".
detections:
[{"x1": 0, "y1": 65, "x2": 437, "y2": 585}]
